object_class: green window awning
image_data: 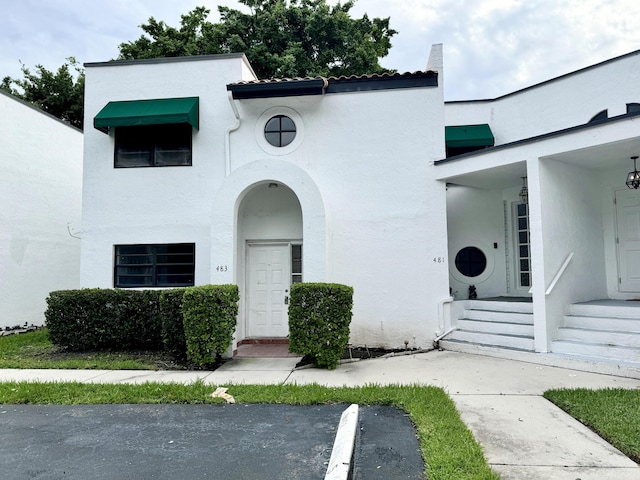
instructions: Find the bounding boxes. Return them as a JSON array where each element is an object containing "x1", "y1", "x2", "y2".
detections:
[
  {"x1": 445, "y1": 124, "x2": 494, "y2": 148},
  {"x1": 93, "y1": 97, "x2": 199, "y2": 133}
]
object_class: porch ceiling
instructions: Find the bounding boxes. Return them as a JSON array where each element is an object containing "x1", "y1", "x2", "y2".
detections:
[
  {"x1": 445, "y1": 162, "x2": 526, "y2": 190},
  {"x1": 440, "y1": 123, "x2": 640, "y2": 190}
]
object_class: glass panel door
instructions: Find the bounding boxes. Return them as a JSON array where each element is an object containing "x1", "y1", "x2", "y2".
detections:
[{"x1": 515, "y1": 203, "x2": 531, "y2": 289}]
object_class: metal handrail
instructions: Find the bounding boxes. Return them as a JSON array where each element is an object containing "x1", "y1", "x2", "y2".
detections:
[{"x1": 545, "y1": 252, "x2": 574, "y2": 295}]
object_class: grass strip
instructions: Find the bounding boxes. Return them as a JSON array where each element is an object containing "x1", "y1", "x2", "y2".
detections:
[
  {"x1": 544, "y1": 388, "x2": 640, "y2": 463},
  {"x1": 0, "y1": 330, "x2": 167, "y2": 370},
  {"x1": 0, "y1": 381, "x2": 498, "y2": 480}
]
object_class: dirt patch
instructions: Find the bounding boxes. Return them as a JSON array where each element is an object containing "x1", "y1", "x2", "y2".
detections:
[{"x1": 295, "y1": 346, "x2": 420, "y2": 368}]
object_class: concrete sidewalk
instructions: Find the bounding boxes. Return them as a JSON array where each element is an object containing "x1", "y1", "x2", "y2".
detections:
[{"x1": 1, "y1": 350, "x2": 639, "y2": 479}]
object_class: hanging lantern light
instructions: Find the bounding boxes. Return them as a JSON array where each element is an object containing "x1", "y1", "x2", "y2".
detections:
[
  {"x1": 626, "y1": 156, "x2": 640, "y2": 189},
  {"x1": 519, "y1": 177, "x2": 528, "y2": 204}
]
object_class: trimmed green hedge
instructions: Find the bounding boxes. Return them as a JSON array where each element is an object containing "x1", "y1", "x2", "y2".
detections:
[
  {"x1": 45, "y1": 288, "x2": 163, "y2": 351},
  {"x1": 182, "y1": 284, "x2": 239, "y2": 368},
  {"x1": 159, "y1": 289, "x2": 188, "y2": 362},
  {"x1": 46, "y1": 286, "x2": 239, "y2": 365},
  {"x1": 288, "y1": 283, "x2": 353, "y2": 369}
]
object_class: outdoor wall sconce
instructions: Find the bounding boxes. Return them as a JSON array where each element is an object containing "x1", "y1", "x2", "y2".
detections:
[
  {"x1": 626, "y1": 156, "x2": 640, "y2": 189},
  {"x1": 519, "y1": 176, "x2": 528, "y2": 203}
]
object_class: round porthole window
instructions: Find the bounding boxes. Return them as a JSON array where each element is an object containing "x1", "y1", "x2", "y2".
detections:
[
  {"x1": 455, "y1": 246, "x2": 487, "y2": 278},
  {"x1": 264, "y1": 115, "x2": 296, "y2": 147}
]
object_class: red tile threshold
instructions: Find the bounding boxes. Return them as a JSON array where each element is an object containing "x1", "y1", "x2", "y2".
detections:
[{"x1": 234, "y1": 342, "x2": 301, "y2": 358}]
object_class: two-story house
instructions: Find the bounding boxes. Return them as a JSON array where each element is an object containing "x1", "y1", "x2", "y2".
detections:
[{"x1": 81, "y1": 45, "x2": 640, "y2": 373}]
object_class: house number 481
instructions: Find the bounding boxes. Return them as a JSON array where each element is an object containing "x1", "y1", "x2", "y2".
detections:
[{"x1": 433, "y1": 257, "x2": 445, "y2": 263}]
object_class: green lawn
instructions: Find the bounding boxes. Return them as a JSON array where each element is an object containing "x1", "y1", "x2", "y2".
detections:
[
  {"x1": 544, "y1": 388, "x2": 640, "y2": 463},
  {"x1": 0, "y1": 329, "x2": 174, "y2": 370},
  {"x1": 0, "y1": 381, "x2": 499, "y2": 480}
]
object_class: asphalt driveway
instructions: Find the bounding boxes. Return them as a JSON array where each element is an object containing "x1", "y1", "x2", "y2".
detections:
[{"x1": 0, "y1": 403, "x2": 424, "y2": 480}]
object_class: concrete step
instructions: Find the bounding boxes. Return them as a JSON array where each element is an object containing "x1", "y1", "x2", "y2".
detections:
[
  {"x1": 464, "y1": 309, "x2": 533, "y2": 324},
  {"x1": 466, "y1": 300, "x2": 533, "y2": 314},
  {"x1": 447, "y1": 330, "x2": 534, "y2": 351},
  {"x1": 569, "y1": 302, "x2": 640, "y2": 319},
  {"x1": 563, "y1": 315, "x2": 640, "y2": 332},
  {"x1": 551, "y1": 339, "x2": 640, "y2": 364},
  {"x1": 457, "y1": 319, "x2": 534, "y2": 336},
  {"x1": 556, "y1": 327, "x2": 640, "y2": 348}
]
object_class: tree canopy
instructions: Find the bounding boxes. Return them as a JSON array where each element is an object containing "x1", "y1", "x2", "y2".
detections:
[
  {"x1": 1, "y1": 0, "x2": 396, "y2": 128},
  {"x1": 1, "y1": 58, "x2": 84, "y2": 129},
  {"x1": 118, "y1": 0, "x2": 397, "y2": 79}
]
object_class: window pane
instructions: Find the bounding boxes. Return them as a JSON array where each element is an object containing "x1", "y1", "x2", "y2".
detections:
[
  {"x1": 520, "y1": 259, "x2": 529, "y2": 271},
  {"x1": 116, "y1": 148, "x2": 153, "y2": 167},
  {"x1": 280, "y1": 116, "x2": 296, "y2": 132},
  {"x1": 265, "y1": 117, "x2": 281, "y2": 132},
  {"x1": 520, "y1": 273, "x2": 530, "y2": 287},
  {"x1": 519, "y1": 231, "x2": 528, "y2": 243},
  {"x1": 517, "y1": 203, "x2": 527, "y2": 216},
  {"x1": 155, "y1": 148, "x2": 191, "y2": 166},
  {"x1": 518, "y1": 217, "x2": 528, "y2": 230},
  {"x1": 520, "y1": 245, "x2": 529, "y2": 257},
  {"x1": 265, "y1": 132, "x2": 281, "y2": 146},
  {"x1": 281, "y1": 132, "x2": 296, "y2": 147}
]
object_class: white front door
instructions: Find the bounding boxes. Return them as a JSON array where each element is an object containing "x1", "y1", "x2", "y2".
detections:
[
  {"x1": 616, "y1": 188, "x2": 640, "y2": 292},
  {"x1": 246, "y1": 244, "x2": 290, "y2": 338}
]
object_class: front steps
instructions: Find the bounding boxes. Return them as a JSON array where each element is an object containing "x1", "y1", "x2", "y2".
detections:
[
  {"x1": 551, "y1": 301, "x2": 640, "y2": 366},
  {"x1": 440, "y1": 299, "x2": 534, "y2": 352}
]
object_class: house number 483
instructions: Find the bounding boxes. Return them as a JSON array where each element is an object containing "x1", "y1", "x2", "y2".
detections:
[{"x1": 433, "y1": 257, "x2": 445, "y2": 263}]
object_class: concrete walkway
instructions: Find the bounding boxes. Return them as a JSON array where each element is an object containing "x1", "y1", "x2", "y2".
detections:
[{"x1": 1, "y1": 350, "x2": 639, "y2": 479}]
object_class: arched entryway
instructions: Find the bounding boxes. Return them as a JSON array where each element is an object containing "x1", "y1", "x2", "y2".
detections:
[{"x1": 237, "y1": 182, "x2": 302, "y2": 338}]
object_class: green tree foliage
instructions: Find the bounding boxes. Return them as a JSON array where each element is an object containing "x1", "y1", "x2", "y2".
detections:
[
  {"x1": 1, "y1": 57, "x2": 84, "y2": 130},
  {"x1": 118, "y1": 0, "x2": 397, "y2": 78}
]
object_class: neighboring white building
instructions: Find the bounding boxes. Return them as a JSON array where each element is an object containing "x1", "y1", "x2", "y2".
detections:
[
  {"x1": 81, "y1": 46, "x2": 640, "y2": 373},
  {"x1": 0, "y1": 90, "x2": 83, "y2": 329}
]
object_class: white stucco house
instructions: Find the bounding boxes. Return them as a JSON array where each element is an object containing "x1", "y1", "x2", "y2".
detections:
[
  {"x1": 0, "y1": 90, "x2": 83, "y2": 329},
  {"x1": 81, "y1": 45, "x2": 640, "y2": 374}
]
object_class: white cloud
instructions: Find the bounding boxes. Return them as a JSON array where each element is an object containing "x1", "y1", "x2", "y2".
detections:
[{"x1": 1, "y1": 0, "x2": 639, "y2": 100}]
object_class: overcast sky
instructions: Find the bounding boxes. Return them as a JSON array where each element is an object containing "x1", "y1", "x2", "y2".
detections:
[{"x1": 2, "y1": 0, "x2": 640, "y2": 100}]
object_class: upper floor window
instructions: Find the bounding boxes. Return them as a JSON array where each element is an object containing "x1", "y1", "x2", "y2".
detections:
[
  {"x1": 115, "y1": 123, "x2": 192, "y2": 168},
  {"x1": 264, "y1": 115, "x2": 297, "y2": 147}
]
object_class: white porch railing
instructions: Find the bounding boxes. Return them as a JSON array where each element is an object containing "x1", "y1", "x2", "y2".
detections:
[{"x1": 545, "y1": 252, "x2": 574, "y2": 295}]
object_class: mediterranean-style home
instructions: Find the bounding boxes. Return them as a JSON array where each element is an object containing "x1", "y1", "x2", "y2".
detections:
[
  {"x1": 0, "y1": 90, "x2": 83, "y2": 329},
  {"x1": 81, "y1": 45, "x2": 640, "y2": 374}
]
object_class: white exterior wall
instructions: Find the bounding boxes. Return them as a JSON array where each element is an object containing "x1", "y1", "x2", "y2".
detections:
[
  {"x1": 82, "y1": 53, "x2": 448, "y2": 349},
  {"x1": 445, "y1": 51, "x2": 640, "y2": 145},
  {"x1": 0, "y1": 92, "x2": 82, "y2": 328},
  {"x1": 225, "y1": 85, "x2": 448, "y2": 348},
  {"x1": 446, "y1": 185, "x2": 507, "y2": 299},
  {"x1": 81, "y1": 56, "x2": 255, "y2": 288}
]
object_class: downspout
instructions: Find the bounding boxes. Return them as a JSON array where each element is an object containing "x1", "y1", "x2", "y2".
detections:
[{"x1": 225, "y1": 91, "x2": 241, "y2": 177}]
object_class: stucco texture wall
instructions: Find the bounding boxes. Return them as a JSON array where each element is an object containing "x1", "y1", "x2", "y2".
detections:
[{"x1": 0, "y1": 92, "x2": 82, "y2": 328}]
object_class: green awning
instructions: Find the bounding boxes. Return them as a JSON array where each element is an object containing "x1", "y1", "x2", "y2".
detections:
[
  {"x1": 93, "y1": 97, "x2": 199, "y2": 133},
  {"x1": 445, "y1": 124, "x2": 494, "y2": 148}
]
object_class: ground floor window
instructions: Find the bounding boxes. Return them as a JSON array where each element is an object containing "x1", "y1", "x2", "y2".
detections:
[
  {"x1": 291, "y1": 244, "x2": 303, "y2": 283},
  {"x1": 115, "y1": 243, "x2": 195, "y2": 287}
]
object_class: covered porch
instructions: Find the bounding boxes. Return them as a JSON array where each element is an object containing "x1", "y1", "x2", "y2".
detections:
[{"x1": 435, "y1": 114, "x2": 640, "y2": 370}]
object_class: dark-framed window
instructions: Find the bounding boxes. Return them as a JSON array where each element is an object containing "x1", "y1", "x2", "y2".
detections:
[
  {"x1": 115, "y1": 243, "x2": 195, "y2": 287},
  {"x1": 115, "y1": 123, "x2": 192, "y2": 167},
  {"x1": 264, "y1": 115, "x2": 296, "y2": 147},
  {"x1": 455, "y1": 246, "x2": 487, "y2": 278}
]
